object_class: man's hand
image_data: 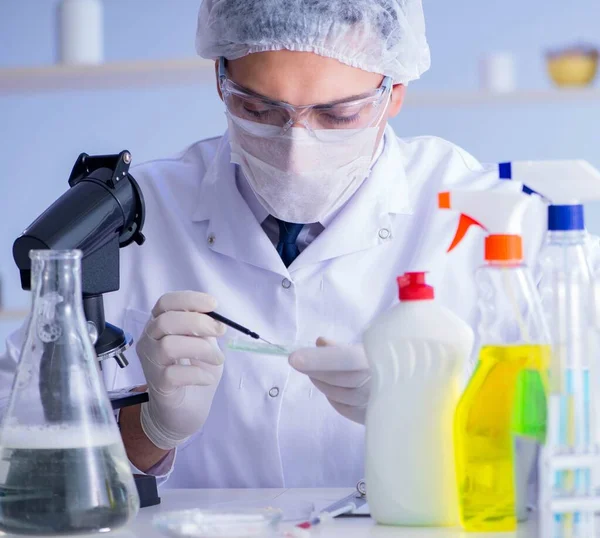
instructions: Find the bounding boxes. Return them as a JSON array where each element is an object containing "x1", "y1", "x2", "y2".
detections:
[
  {"x1": 289, "y1": 338, "x2": 370, "y2": 424},
  {"x1": 136, "y1": 291, "x2": 226, "y2": 450}
]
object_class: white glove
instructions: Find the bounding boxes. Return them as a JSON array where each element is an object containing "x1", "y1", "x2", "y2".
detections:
[
  {"x1": 136, "y1": 291, "x2": 226, "y2": 450},
  {"x1": 289, "y1": 338, "x2": 371, "y2": 425}
]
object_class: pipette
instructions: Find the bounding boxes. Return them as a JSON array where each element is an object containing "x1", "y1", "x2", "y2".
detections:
[{"x1": 207, "y1": 311, "x2": 285, "y2": 350}]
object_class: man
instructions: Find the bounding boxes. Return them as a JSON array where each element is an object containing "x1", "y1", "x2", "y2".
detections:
[{"x1": 3, "y1": 0, "x2": 545, "y2": 488}]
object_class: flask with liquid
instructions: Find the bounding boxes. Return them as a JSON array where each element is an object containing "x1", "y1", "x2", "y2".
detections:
[
  {"x1": 439, "y1": 189, "x2": 551, "y2": 532},
  {"x1": 0, "y1": 250, "x2": 139, "y2": 535}
]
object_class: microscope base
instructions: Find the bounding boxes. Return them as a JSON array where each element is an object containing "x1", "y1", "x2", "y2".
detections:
[{"x1": 134, "y1": 474, "x2": 161, "y2": 508}]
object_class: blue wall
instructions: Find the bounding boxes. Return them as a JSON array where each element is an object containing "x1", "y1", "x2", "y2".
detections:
[{"x1": 1, "y1": 0, "x2": 599, "y2": 324}]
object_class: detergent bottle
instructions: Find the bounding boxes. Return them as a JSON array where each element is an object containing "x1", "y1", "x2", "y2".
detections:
[
  {"x1": 363, "y1": 272, "x2": 474, "y2": 526},
  {"x1": 439, "y1": 190, "x2": 552, "y2": 532},
  {"x1": 501, "y1": 161, "x2": 600, "y2": 538}
]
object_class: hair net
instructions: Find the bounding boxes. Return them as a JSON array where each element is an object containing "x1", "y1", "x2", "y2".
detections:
[{"x1": 195, "y1": 0, "x2": 430, "y2": 84}]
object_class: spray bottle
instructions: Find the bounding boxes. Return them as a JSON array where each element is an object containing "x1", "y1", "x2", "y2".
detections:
[
  {"x1": 438, "y1": 190, "x2": 551, "y2": 532},
  {"x1": 500, "y1": 160, "x2": 600, "y2": 538}
]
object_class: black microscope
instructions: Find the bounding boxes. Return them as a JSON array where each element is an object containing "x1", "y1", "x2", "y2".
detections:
[{"x1": 12, "y1": 151, "x2": 159, "y2": 507}]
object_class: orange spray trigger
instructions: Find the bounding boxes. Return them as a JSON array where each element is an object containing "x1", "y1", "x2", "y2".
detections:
[{"x1": 448, "y1": 214, "x2": 486, "y2": 252}]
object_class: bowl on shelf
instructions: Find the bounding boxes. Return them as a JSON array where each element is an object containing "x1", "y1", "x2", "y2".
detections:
[{"x1": 546, "y1": 45, "x2": 599, "y2": 87}]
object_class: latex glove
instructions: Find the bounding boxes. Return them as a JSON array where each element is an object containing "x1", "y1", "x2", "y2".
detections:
[
  {"x1": 289, "y1": 338, "x2": 370, "y2": 425},
  {"x1": 136, "y1": 291, "x2": 226, "y2": 450}
]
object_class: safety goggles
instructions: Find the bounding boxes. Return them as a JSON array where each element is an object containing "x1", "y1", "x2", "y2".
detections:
[{"x1": 218, "y1": 56, "x2": 393, "y2": 140}]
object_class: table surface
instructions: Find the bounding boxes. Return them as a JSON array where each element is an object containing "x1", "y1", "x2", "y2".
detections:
[{"x1": 97, "y1": 488, "x2": 535, "y2": 538}]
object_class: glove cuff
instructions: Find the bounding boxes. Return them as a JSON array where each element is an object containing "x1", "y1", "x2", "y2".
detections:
[{"x1": 140, "y1": 401, "x2": 190, "y2": 451}]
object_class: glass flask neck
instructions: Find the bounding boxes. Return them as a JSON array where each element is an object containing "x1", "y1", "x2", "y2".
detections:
[
  {"x1": 30, "y1": 250, "x2": 83, "y2": 305},
  {"x1": 30, "y1": 250, "x2": 86, "y2": 340}
]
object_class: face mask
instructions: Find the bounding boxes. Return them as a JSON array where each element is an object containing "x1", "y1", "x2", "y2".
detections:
[{"x1": 227, "y1": 113, "x2": 381, "y2": 224}]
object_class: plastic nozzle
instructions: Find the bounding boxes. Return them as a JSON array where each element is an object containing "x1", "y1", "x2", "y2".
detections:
[
  {"x1": 499, "y1": 160, "x2": 599, "y2": 231},
  {"x1": 500, "y1": 160, "x2": 600, "y2": 206},
  {"x1": 449, "y1": 214, "x2": 485, "y2": 252},
  {"x1": 438, "y1": 189, "x2": 529, "y2": 261},
  {"x1": 439, "y1": 191, "x2": 487, "y2": 252}
]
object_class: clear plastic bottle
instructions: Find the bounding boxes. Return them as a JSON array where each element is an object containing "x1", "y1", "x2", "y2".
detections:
[
  {"x1": 497, "y1": 160, "x2": 600, "y2": 537},
  {"x1": 0, "y1": 250, "x2": 139, "y2": 535},
  {"x1": 538, "y1": 216, "x2": 600, "y2": 538}
]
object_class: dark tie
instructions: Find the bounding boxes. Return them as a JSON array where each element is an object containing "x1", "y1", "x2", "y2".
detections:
[{"x1": 275, "y1": 219, "x2": 304, "y2": 267}]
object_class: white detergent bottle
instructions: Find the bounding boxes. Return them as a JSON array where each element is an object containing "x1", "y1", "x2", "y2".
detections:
[{"x1": 363, "y1": 272, "x2": 474, "y2": 526}]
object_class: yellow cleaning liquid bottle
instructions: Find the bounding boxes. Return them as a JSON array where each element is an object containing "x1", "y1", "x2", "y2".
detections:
[{"x1": 439, "y1": 190, "x2": 551, "y2": 532}]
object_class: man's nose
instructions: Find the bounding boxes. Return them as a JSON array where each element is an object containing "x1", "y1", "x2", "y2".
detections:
[{"x1": 281, "y1": 108, "x2": 313, "y2": 133}]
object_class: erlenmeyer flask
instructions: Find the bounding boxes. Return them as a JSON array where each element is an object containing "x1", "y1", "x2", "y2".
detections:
[{"x1": 0, "y1": 250, "x2": 139, "y2": 535}]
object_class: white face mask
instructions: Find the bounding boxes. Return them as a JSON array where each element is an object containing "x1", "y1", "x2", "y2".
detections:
[{"x1": 227, "y1": 113, "x2": 381, "y2": 224}]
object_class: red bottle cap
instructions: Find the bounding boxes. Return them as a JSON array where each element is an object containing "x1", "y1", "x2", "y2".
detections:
[{"x1": 397, "y1": 272, "x2": 435, "y2": 301}]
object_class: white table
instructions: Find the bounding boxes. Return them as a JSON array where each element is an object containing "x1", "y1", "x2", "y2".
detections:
[{"x1": 115, "y1": 489, "x2": 536, "y2": 538}]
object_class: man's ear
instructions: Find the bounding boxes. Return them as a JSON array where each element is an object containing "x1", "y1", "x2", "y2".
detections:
[
  {"x1": 215, "y1": 60, "x2": 223, "y2": 101},
  {"x1": 387, "y1": 84, "x2": 406, "y2": 119}
]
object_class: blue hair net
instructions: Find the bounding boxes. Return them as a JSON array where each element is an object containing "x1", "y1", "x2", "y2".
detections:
[{"x1": 196, "y1": 0, "x2": 430, "y2": 84}]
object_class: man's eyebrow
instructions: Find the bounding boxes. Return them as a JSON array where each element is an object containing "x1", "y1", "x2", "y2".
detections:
[
  {"x1": 315, "y1": 87, "x2": 383, "y2": 107},
  {"x1": 229, "y1": 78, "x2": 384, "y2": 108}
]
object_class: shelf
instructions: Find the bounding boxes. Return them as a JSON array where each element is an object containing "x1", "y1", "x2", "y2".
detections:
[
  {"x1": 0, "y1": 309, "x2": 28, "y2": 321},
  {"x1": 404, "y1": 87, "x2": 600, "y2": 107},
  {"x1": 1, "y1": 58, "x2": 599, "y2": 106},
  {"x1": 0, "y1": 58, "x2": 215, "y2": 94}
]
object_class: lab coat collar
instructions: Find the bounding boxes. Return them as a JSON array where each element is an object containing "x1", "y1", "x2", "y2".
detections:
[
  {"x1": 192, "y1": 125, "x2": 413, "y2": 273},
  {"x1": 374, "y1": 125, "x2": 414, "y2": 215},
  {"x1": 235, "y1": 168, "x2": 270, "y2": 226},
  {"x1": 192, "y1": 133, "x2": 286, "y2": 275}
]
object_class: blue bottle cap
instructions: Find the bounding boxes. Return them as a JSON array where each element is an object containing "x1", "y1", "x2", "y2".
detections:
[{"x1": 548, "y1": 204, "x2": 585, "y2": 231}]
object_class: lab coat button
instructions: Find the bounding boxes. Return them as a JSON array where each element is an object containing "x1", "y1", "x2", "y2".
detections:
[
  {"x1": 207, "y1": 234, "x2": 216, "y2": 245},
  {"x1": 281, "y1": 278, "x2": 292, "y2": 289},
  {"x1": 378, "y1": 228, "x2": 391, "y2": 240},
  {"x1": 269, "y1": 387, "x2": 280, "y2": 398}
]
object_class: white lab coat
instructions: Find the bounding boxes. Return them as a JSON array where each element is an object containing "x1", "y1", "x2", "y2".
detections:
[{"x1": 3, "y1": 126, "x2": 547, "y2": 489}]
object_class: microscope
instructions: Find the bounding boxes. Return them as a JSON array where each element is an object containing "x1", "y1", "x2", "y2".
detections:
[
  {"x1": 12, "y1": 151, "x2": 159, "y2": 507},
  {"x1": 13, "y1": 151, "x2": 144, "y2": 371}
]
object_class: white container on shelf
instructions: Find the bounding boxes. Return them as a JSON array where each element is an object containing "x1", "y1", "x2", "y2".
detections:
[
  {"x1": 57, "y1": 0, "x2": 104, "y2": 65},
  {"x1": 480, "y1": 52, "x2": 516, "y2": 92}
]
